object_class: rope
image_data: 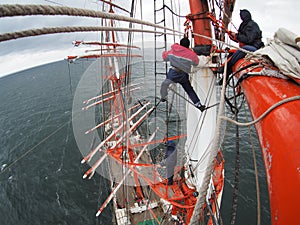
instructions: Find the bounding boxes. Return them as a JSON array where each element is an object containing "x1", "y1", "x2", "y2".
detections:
[
  {"x1": 220, "y1": 96, "x2": 300, "y2": 126},
  {"x1": 0, "y1": 4, "x2": 181, "y2": 34},
  {"x1": 0, "y1": 26, "x2": 169, "y2": 43},
  {"x1": 230, "y1": 82, "x2": 240, "y2": 225},
  {"x1": 186, "y1": 73, "x2": 217, "y2": 162},
  {"x1": 192, "y1": 32, "x2": 255, "y2": 56},
  {"x1": 163, "y1": 4, "x2": 186, "y2": 18},
  {"x1": 67, "y1": 61, "x2": 73, "y2": 95},
  {"x1": 236, "y1": 68, "x2": 289, "y2": 87},
  {"x1": 0, "y1": 4, "x2": 255, "y2": 56},
  {"x1": 168, "y1": 87, "x2": 197, "y2": 109},
  {"x1": 243, "y1": 104, "x2": 261, "y2": 225}
]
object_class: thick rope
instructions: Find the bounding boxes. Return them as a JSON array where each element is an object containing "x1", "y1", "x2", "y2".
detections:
[
  {"x1": 220, "y1": 96, "x2": 300, "y2": 126},
  {"x1": 0, "y1": 26, "x2": 169, "y2": 43},
  {"x1": 0, "y1": 4, "x2": 180, "y2": 34},
  {"x1": 0, "y1": 4, "x2": 255, "y2": 55}
]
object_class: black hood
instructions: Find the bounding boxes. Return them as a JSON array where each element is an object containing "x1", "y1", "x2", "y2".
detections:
[{"x1": 240, "y1": 9, "x2": 252, "y2": 22}]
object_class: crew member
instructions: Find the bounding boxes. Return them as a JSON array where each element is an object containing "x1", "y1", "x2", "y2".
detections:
[
  {"x1": 160, "y1": 37, "x2": 206, "y2": 112},
  {"x1": 217, "y1": 9, "x2": 264, "y2": 82}
]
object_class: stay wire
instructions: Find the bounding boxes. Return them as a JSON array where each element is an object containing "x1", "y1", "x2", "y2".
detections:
[
  {"x1": 162, "y1": 4, "x2": 186, "y2": 18},
  {"x1": 189, "y1": 73, "x2": 217, "y2": 157},
  {"x1": 230, "y1": 79, "x2": 240, "y2": 225},
  {"x1": 67, "y1": 61, "x2": 73, "y2": 96},
  {"x1": 243, "y1": 102, "x2": 261, "y2": 225}
]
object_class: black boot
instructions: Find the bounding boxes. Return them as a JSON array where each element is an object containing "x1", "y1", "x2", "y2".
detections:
[
  {"x1": 195, "y1": 102, "x2": 206, "y2": 112},
  {"x1": 213, "y1": 66, "x2": 224, "y2": 74}
]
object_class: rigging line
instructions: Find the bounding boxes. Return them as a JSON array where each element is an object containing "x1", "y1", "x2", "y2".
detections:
[
  {"x1": 0, "y1": 4, "x2": 247, "y2": 54},
  {"x1": 212, "y1": 189, "x2": 224, "y2": 225},
  {"x1": 201, "y1": 92, "x2": 244, "y2": 110},
  {"x1": 168, "y1": 85, "x2": 209, "y2": 165},
  {"x1": 187, "y1": 73, "x2": 216, "y2": 157},
  {"x1": 190, "y1": 56, "x2": 229, "y2": 224},
  {"x1": 128, "y1": 99, "x2": 162, "y2": 133},
  {"x1": 0, "y1": 121, "x2": 70, "y2": 176},
  {"x1": 167, "y1": 85, "x2": 206, "y2": 161},
  {"x1": 170, "y1": 0, "x2": 176, "y2": 43},
  {"x1": 190, "y1": 70, "x2": 214, "y2": 108},
  {"x1": 139, "y1": 0, "x2": 146, "y2": 79},
  {"x1": 206, "y1": 200, "x2": 219, "y2": 225},
  {"x1": 165, "y1": 88, "x2": 176, "y2": 141},
  {"x1": 122, "y1": 0, "x2": 137, "y2": 158},
  {"x1": 168, "y1": 87, "x2": 200, "y2": 110},
  {"x1": 67, "y1": 61, "x2": 73, "y2": 96},
  {"x1": 243, "y1": 102, "x2": 261, "y2": 225},
  {"x1": 175, "y1": 0, "x2": 182, "y2": 36},
  {"x1": 220, "y1": 96, "x2": 300, "y2": 126},
  {"x1": 0, "y1": 26, "x2": 173, "y2": 43},
  {"x1": 192, "y1": 32, "x2": 255, "y2": 56},
  {"x1": 227, "y1": 62, "x2": 260, "y2": 87},
  {"x1": 161, "y1": 4, "x2": 186, "y2": 18},
  {"x1": 187, "y1": 139, "x2": 214, "y2": 178},
  {"x1": 230, "y1": 80, "x2": 240, "y2": 225},
  {"x1": 44, "y1": 0, "x2": 64, "y2": 6},
  {"x1": 0, "y1": 4, "x2": 182, "y2": 35},
  {"x1": 124, "y1": 0, "x2": 135, "y2": 86}
]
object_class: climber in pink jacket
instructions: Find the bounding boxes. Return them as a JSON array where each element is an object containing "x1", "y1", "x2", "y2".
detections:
[{"x1": 160, "y1": 37, "x2": 205, "y2": 111}]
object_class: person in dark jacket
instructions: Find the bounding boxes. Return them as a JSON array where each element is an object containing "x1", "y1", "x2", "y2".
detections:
[
  {"x1": 217, "y1": 9, "x2": 264, "y2": 81},
  {"x1": 160, "y1": 37, "x2": 206, "y2": 112}
]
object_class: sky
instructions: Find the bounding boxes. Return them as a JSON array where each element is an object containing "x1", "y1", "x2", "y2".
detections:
[{"x1": 0, "y1": 0, "x2": 299, "y2": 77}]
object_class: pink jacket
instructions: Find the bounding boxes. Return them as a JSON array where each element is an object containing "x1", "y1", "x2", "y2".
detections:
[{"x1": 162, "y1": 43, "x2": 199, "y2": 73}]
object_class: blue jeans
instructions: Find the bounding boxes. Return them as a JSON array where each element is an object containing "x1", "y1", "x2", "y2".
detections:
[{"x1": 160, "y1": 68, "x2": 200, "y2": 104}]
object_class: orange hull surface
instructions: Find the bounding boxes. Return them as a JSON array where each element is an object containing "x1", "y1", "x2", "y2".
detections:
[{"x1": 235, "y1": 60, "x2": 300, "y2": 225}]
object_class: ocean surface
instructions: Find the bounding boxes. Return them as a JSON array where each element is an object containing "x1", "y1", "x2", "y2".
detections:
[{"x1": 0, "y1": 60, "x2": 270, "y2": 225}]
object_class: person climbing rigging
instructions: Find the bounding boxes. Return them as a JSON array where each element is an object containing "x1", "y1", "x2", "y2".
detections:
[
  {"x1": 216, "y1": 9, "x2": 264, "y2": 83},
  {"x1": 160, "y1": 37, "x2": 206, "y2": 112},
  {"x1": 165, "y1": 140, "x2": 177, "y2": 186}
]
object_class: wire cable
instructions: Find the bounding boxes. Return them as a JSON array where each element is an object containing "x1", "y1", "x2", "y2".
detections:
[{"x1": 220, "y1": 96, "x2": 300, "y2": 126}]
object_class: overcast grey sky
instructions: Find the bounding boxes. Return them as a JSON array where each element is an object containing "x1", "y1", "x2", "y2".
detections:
[{"x1": 0, "y1": 0, "x2": 299, "y2": 77}]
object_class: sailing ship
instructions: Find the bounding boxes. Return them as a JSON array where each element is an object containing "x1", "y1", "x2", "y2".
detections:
[
  {"x1": 0, "y1": 1, "x2": 299, "y2": 225},
  {"x1": 67, "y1": 2, "x2": 225, "y2": 224}
]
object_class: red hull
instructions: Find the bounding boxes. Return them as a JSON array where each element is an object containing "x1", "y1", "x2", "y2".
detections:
[{"x1": 235, "y1": 60, "x2": 300, "y2": 225}]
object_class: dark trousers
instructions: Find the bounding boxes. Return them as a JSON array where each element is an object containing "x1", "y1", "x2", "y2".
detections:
[
  {"x1": 160, "y1": 68, "x2": 200, "y2": 104},
  {"x1": 227, "y1": 45, "x2": 257, "y2": 75},
  {"x1": 165, "y1": 147, "x2": 177, "y2": 185}
]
